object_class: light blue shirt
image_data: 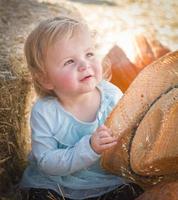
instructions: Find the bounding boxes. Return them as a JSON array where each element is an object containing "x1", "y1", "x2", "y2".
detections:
[{"x1": 20, "y1": 80, "x2": 125, "y2": 199}]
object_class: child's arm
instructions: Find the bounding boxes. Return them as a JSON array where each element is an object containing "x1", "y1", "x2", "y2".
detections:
[{"x1": 31, "y1": 107, "x2": 115, "y2": 177}]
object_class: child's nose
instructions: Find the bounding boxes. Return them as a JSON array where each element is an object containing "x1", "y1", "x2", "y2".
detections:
[{"x1": 78, "y1": 60, "x2": 90, "y2": 72}]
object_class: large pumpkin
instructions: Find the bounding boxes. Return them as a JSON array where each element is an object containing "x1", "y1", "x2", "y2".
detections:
[
  {"x1": 103, "y1": 34, "x2": 170, "y2": 92},
  {"x1": 101, "y1": 51, "x2": 178, "y2": 189}
]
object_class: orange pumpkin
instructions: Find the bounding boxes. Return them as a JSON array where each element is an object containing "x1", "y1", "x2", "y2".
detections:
[
  {"x1": 103, "y1": 34, "x2": 170, "y2": 92},
  {"x1": 133, "y1": 34, "x2": 170, "y2": 70},
  {"x1": 103, "y1": 45, "x2": 137, "y2": 92}
]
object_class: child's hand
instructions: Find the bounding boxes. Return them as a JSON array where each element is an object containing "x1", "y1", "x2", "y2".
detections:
[{"x1": 90, "y1": 125, "x2": 117, "y2": 154}]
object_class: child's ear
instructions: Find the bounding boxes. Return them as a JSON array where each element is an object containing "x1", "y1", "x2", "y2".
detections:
[{"x1": 36, "y1": 73, "x2": 54, "y2": 90}]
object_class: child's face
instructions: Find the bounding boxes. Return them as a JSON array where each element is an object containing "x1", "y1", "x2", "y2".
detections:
[{"x1": 43, "y1": 29, "x2": 102, "y2": 98}]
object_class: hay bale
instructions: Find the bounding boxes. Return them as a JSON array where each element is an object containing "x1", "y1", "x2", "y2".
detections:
[{"x1": 0, "y1": 0, "x2": 80, "y2": 196}]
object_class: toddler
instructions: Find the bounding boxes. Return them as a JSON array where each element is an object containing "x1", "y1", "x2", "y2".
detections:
[{"x1": 20, "y1": 16, "x2": 143, "y2": 200}]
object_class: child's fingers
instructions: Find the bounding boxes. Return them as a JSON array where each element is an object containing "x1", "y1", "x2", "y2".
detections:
[
  {"x1": 100, "y1": 136, "x2": 117, "y2": 145},
  {"x1": 99, "y1": 130, "x2": 111, "y2": 138},
  {"x1": 100, "y1": 141, "x2": 117, "y2": 150},
  {"x1": 99, "y1": 129, "x2": 115, "y2": 139}
]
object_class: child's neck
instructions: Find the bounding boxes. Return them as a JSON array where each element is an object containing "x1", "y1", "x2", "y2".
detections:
[{"x1": 59, "y1": 88, "x2": 101, "y2": 122}]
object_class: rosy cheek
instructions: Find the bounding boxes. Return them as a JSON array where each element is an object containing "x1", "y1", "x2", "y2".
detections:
[
  {"x1": 61, "y1": 75, "x2": 73, "y2": 84},
  {"x1": 60, "y1": 73, "x2": 76, "y2": 86}
]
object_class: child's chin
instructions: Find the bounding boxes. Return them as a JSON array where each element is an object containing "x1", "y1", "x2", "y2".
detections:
[{"x1": 83, "y1": 82, "x2": 97, "y2": 91}]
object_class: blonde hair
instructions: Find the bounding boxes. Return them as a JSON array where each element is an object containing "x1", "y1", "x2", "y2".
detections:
[{"x1": 24, "y1": 16, "x2": 89, "y2": 97}]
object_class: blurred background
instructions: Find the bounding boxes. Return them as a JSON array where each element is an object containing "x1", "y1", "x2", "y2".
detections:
[{"x1": 62, "y1": 0, "x2": 178, "y2": 59}]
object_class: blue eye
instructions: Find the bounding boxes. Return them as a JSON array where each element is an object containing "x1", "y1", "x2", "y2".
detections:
[
  {"x1": 64, "y1": 59, "x2": 74, "y2": 66},
  {"x1": 86, "y1": 52, "x2": 94, "y2": 57}
]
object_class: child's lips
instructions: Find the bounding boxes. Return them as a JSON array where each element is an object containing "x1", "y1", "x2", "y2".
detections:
[{"x1": 80, "y1": 75, "x2": 93, "y2": 81}]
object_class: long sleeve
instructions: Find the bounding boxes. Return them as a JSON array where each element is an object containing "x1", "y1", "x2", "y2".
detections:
[
  {"x1": 21, "y1": 82, "x2": 125, "y2": 198},
  {"x1": 31, "y1": 106, "x2": 100, "y2": 176}
]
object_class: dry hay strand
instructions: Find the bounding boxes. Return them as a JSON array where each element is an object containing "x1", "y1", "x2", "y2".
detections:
[
  {"x1": 0, "y1": 76, "x2": 34, "y2": 195},
  {"x1": 0, "y1": 0, "x2": 81, "y2": 197}
]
